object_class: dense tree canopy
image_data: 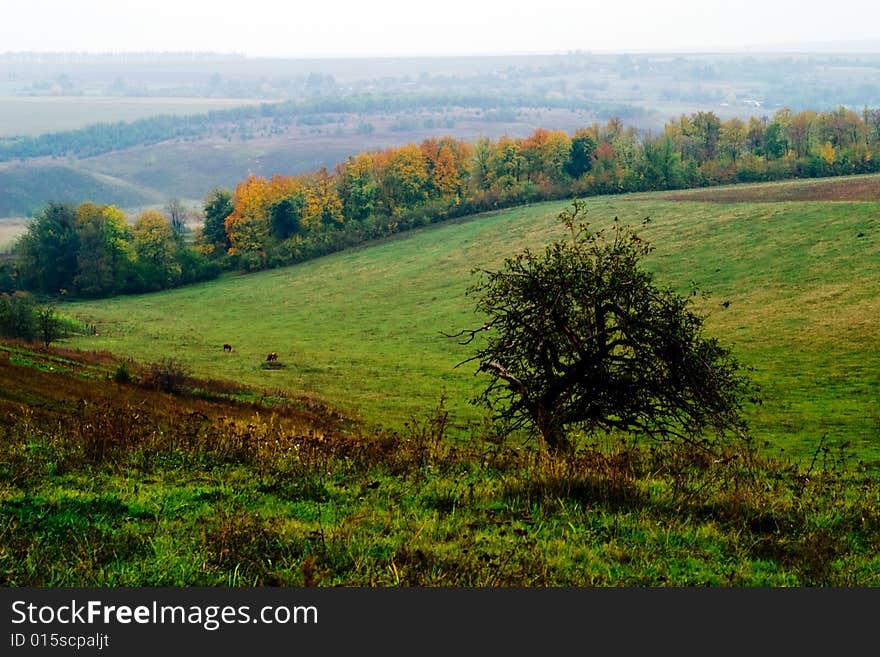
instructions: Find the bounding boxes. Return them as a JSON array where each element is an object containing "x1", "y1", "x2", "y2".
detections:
[
  {"x1": 14, "y1": 202, "x2": 81, "y2": 295},
  {"x1": 12, "y1": 202, "x2": 219, "y2": 299}
]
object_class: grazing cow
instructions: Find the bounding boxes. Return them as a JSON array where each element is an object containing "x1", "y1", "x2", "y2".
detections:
[
  {"x1": 223, "y1": 343, "x2": 233, "y2": 352},
  {"x1": 266, "y1": 352, "x2": 278, "y2": 362}
]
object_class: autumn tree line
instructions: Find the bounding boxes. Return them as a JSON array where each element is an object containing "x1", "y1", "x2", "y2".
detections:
[
  {"x1": 7, "y1": 105, "x2": 880, "y2": 297},
  {"x1": 195, "y1": 105, "x2": 880, "y2": 272}
]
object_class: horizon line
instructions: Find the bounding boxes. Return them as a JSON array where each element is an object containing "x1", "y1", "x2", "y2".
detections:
[{"x1": 3, "y1": 39, "x2": 880, "y2": 61}]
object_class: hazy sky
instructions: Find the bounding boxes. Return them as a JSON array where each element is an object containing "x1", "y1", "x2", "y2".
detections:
[{"x1": 3, "y1": 0, "x2": 879, "y2": 58}]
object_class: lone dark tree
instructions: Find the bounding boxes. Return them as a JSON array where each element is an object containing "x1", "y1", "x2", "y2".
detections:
[
  {"x1": 202, "y1": 188, "x2": 234, "y2": 252},
  {"x1": 450, "y1": 200, "x2": 754, "y2": 455}
]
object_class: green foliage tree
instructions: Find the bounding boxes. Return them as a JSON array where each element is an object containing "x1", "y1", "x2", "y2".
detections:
[
  {"x1": 471, "y1": 137, "x2": 494, "y2": 191},
  {"x1": 269, "y1": 194, "x2": 307, "y2": 240},
  {"x1": 690, "y1": 111, "x2": 722, "y2": 163},
  {"x1": 72, "y1": 203, "x2": 135, "y2": 298},
  {"x1": 453, "y1": 201, "x2": 754, "y2": 455},
  {"x1": 13, "y1": 202, "x2": 80, "y2": 295},
  {"x1": 13, "y1": 199, "x2": 221, "y2": 300},
  {"x1": 337, "y1": 154, "x2": 378, "y2": 221},
  {"x1": 763, "y1": 122, "x2": 788, "y2": 159},
  {"x1": 0, "y1": 262, "x2": 15, "y2": 295},
  {"x1": 565, "y1": 130, "x2": 597, "y2": 179},
  {"x1": 132, "y1": 210, "x2": 181, "y2": 291},
  {"x1": 637, "y1": 135, "x2": 682, "y2": 189},
  {"x1": 0, "y1": 292, "x2": 37, "y2": 342},
  {"x1": 719, "y1": 118, "x2": 747, "y2": 164},
  {"x1": 202, "y1": 188, "x2": 234, "y2": 252}
]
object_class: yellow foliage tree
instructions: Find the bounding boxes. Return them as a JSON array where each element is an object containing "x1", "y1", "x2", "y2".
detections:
[
  {"x1": 303, "y1": 168, "x2": 344, "y2": 230},
  {"x1": 73, "y1": 203, "x2": 135, "y2": 296},
  {"x1": 133, "y1": 210, "x2": 176, "y2": 265},
  {"x1": 225, "y1": 175, "x2": 272, "y2": 255},
  {"x1": 541, "y1": 130, "x2": 573, "y2": 185},
  {"x1": 376, "y1": 144, "x2": 429, "y2": 212},
  {"x1": 132, "y1": 210, "x2": 181, "y2": 287},
  {"x1": 225, "y1": 175, "x2": 304, "y2": 255},
  {"x1": 486, "y1": 136, "x2": 524, "y2": 192},
  {"x1": 433, "y1": 143, "x2": 463, "y2": 198},
  {"x1": 820, "y1": 141, "x2": 836, "y2": 166}
]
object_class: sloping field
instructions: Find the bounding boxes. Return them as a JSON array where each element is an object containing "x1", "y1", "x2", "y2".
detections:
[
  {"x1": 64, "y1": 194, "x2": 880, "y2": 462},
  {"x1": 665, "y1": 173, "x2": 880, "y2": 203},
  {"x1": 0, "y1": 163, "x2": 162, "y2": 217},
  {"x1": 6, "y1": 341, "x2": 879, "y2": 586}
]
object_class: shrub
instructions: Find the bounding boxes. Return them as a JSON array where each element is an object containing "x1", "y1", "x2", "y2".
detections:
[
  {"x1": 113, "y1": 361, "x2": 133, "y2": 384},
  {"x1": 142, "y1": 358, "x2": 190, "y2": 394}
]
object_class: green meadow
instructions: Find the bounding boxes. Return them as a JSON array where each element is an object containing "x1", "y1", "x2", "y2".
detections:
[
  {"x1": 64, "y1": 192, "x2": 880, "y2": 464},
  {"x1": 5, "y1": 183, "x2": 880, "y2": 587}
]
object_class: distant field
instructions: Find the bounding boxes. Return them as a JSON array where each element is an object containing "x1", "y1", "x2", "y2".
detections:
[
  {"x1": 0, "y1": 96, "x2": 270, "y2": 137},
  {"x1": 0, "y1": 218, "x2": 27, "y2": 250},
  {"x1": 64, "y1": 191, "x2": 880, "y2": 463},
  {"x1": 665, "y1": 173, "x2": 880, "y2": 202}
]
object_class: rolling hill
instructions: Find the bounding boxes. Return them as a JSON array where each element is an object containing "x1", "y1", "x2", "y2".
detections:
[
  {"x1": 62, "y1": 181, "x2": 880, "y2": 463},
  {"x1": 4, "y1": 175, "x2": 880, "y2": 588},
  {"x1": 0, "y1": 163, "x2": 163, "y2": 217}
]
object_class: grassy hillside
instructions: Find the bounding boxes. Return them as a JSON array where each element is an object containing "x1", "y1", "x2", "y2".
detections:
[
  {"x1": 0, "y1": 163, "x2": 162, "y2": 217},
  {"x1": 63, "y1": 187, "x2": 880, "y2": 464},
  {"x1": 665, "y1": 173, "x2": 880, "y2": 203},
  {"x1": 2, "y1": 342, "x2": 878, "y2": 586}
]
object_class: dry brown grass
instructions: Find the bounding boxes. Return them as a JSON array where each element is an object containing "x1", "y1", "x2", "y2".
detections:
[{"x1": 666, "y1": 174, "x2": 880, "y2": 203}]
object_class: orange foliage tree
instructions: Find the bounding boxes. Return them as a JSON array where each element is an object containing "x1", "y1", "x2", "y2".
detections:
[{"x1": 225, "y1": 175, "x2": 304, "y2": 256}]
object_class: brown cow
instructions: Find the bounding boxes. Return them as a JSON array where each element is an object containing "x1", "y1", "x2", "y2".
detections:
[
  {"x1": 266, "y1": 352, "x2": 278, "y2": 362},
  {"x1": 223, "y1": 343, "x2": 233, "y2": 352}
]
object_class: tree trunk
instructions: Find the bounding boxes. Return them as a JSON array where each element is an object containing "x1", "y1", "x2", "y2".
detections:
[{"x1": 534, "y1": 402, "x2": 572, "y2": 456}]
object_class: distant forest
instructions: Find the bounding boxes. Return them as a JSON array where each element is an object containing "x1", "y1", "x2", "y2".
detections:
[{"x1": 8, "y1": 105, "x2": 880, "y2": 299}]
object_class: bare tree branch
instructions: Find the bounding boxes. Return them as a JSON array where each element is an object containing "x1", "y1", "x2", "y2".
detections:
[{"x1": 440, "y1": 322, "x2": 492, "y2": 345}]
